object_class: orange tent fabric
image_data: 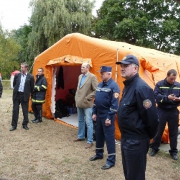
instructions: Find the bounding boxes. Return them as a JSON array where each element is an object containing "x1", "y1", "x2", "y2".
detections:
[{"x1": 31, "y1": 33, "x2": 180, "y2": 141}]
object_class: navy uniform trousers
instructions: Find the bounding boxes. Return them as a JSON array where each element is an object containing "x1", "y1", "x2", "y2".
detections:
[
  {"x1": 121, "y1": 138, "x2": 149, "y2": 180},
  {"x1": 152, "y1": 108, "x2": 179, "y2": 154},
  {"x1": 95, "y1": 114, "x2": 116, "y2": 166}
]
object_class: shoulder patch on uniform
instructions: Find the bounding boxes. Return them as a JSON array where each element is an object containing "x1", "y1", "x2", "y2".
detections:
[
  {"x1": 114, "y1": 93, "x2": 119, "y2": 98},
  {"x1": 143, "y1": 99, "x2": 152, "y2": 109}
]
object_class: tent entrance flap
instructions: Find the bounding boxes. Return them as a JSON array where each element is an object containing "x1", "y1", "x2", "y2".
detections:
[{"x1": 47, "y1": 55, "x2": 92, "y2": 67}]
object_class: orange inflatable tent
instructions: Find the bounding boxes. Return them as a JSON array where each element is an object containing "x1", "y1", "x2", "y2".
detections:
[{"x1": 31, "y1": 33, "x2": 180, "y2": 141}]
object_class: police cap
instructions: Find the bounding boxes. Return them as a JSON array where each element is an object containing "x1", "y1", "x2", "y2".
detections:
[{"x1": 100, "y1": 66, "x2": 112, "y2": 72}]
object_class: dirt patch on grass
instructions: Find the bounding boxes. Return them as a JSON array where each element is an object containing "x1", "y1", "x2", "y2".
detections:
[{"x1": 0, "y1": 90, "x2": 180, "y2": 180}]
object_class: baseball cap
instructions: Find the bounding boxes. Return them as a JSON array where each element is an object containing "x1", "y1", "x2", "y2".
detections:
[{"x1": 116, "y1": 55, "x2": 139, "y2": 66}]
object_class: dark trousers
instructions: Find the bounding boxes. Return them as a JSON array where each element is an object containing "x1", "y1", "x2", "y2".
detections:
[
  {"x1": 121, "y1": 138, "x2": 149, "y2": 180},
  {"x1": 95, "y1": 115, "x2": 116, "y2": 166},
  {"x1": 32, "y1": 103, "x2": 42, "y2": 119},
  {"x1": 152, "y1": 108, "x2": 178, "y2": 154},
  {"x1": 11, "y1": 93, "x2": 29, "y2": 127}
]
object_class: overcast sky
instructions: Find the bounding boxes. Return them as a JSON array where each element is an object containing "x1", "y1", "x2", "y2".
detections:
[{"x1": 0, "y1": 0, "x2": 104, "y2": 31}]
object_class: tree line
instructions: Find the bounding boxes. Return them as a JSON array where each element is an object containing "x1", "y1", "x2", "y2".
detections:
[{"x1": 0, "y1": 0, "x2": 180, "y2": 79}]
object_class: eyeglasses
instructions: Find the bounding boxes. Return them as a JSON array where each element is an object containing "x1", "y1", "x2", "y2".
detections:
[{"x1": 38, "y1": 71, "x2": 42, "y2": 72}]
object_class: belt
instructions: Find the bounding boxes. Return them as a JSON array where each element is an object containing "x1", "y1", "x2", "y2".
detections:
[{"x1": 18, "y1": 91, "x2": 24, "y2": 94}]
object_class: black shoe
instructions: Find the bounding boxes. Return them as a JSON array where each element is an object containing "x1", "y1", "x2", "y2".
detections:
[
  {"x1": 31, "y1": 118, "x2": 37, "y2": 123},
  {"x1": 89, "y1": 155, "x2": 103, "y2": 161},
  {"x1": 150, "y1": 149, "x2": 158, "y2": 156},
  {"x1": 101, "y1": 164, "x2": 114, "y2": 170},
  {"x1": 32, "y1": 119, "x2": 42, "y2": 123},
  {"x1": 23, "y1": 126, "x2": 29, "y2": 130},
  {"x1": 171, "y1": 154, "x2": 178, "y2": 160},
  {"x1": 9, "y1": 126, "x2": 16, "y2": 131}
]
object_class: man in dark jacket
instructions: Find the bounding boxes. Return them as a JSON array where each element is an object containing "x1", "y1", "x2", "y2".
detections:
[
  {"x1": 0, "y1": 79, "x2": 3, "y2": 98},
  {"x1": 10, "y1": 62, "x2": 34, "y2": 131},
  {"x1": 116, "y1": 55, "x2": 159, "y2": 180},
  {"x1": 150, "y1": 69, "x2": 180, "y2": 160},
  {"x1": 32, "y1": 68, "x2": 47, "y2": 123},
  {"x1": 89, "y1": 66, "x2": 120, "y2": 170}
]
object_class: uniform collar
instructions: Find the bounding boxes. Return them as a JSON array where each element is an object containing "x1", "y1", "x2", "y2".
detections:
[
  {"x1": 36, "y1": 74, "x2": 44, "y2": 78},
  {"x1": 103, "y1": 78, "x2": 113, "y2": 86},
  {"x1": 123, "y1": 73, "x2": 139, "y2": 86},
  {"x1": 164, "y1": 78, "x2": 178, "y2": 87}
]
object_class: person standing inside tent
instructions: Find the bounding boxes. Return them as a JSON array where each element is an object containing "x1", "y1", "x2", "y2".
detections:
[
  {"x1": 31, "y1": 68, "x2": 47, "y2": 123},
  {"x1": 116, "y1": 55, "x2": 159, "y2": 180},
  {"x1": 10, "y1": 62, "x2": 34, "y2": 131},
  {"x1": 150, "y1": 69, "x2": 180, "y2": 160},
  {"x1": 89, "y1": 66, "x2": 120, "y2": 170},
  {"x1": 0, "y1": 78, "x2": 3, "y2": 98},
  {"x1": 74, "y1": 63, "x2": 98, "y2": 149}
]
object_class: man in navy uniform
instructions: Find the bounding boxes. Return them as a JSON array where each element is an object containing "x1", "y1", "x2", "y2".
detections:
[
  {"x1": 150, "y1": 69, "x2": 180, "y2": 160},
  {"x1": 89, "y1": 66, "x2": 120, "y2": 170},
  {"x1": 116, "y1": 55, "x2": 159, "y2": 180}
]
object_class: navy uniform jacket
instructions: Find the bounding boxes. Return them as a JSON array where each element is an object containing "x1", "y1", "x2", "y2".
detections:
[
  {"x1": 32, "y1": 74, "x2": 47, "y2": 104},
  {"x1": 118, "y1": 74, "x2": 159, "y2": 139},
  {"x1": 154, "y1": 79, "x2": 180, "y2": 109},
  {"x1": 93, "y1": 78, "x2": 120, "y2": 120}
]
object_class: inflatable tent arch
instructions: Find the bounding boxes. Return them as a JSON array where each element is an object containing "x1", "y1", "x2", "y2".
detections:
[{"x1": 31, "y1": 33, "x2": 180, "y2": 141}]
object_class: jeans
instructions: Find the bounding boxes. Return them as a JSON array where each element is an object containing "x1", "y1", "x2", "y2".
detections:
[{"x1": 77, "y1": 107, "x2": 93, "y2": 143}]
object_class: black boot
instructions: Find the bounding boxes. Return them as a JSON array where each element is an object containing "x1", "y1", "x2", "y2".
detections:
[
  {"x1": 33, "y1": 110, "x2": 42, "y2": 123},
  {"x1": 38, "y1": 110, "x2": 42, "y2": 122},
  {"x1": 38, "y1": 118, "x2": 42, "y2": 122},
  {"x1": 33, "y1": 119, "x2": 42, "y2": 123}
]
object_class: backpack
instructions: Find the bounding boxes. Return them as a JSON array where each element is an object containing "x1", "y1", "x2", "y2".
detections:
[{"x1": 55, "y1": 99, "x2": 69, "y2": 118}]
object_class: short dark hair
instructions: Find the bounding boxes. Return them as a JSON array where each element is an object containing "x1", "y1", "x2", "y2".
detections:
[
  {"x1": 167, "y1": 69, "x2": 177, "y2": 77},
  {"x1": 38, "y1": 68, "x2": 44, "y2": 72},
  {"x1": 21, "y1": 62, "x2": 28, "y2": 69}
]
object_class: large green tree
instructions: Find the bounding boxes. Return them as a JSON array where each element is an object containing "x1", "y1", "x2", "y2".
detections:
[
  {"x1": 92, "y1": 0, "x2": 180, "y2": 55},
  {"x1": 0, "y1": 25, "x2": 21, "y2": 79},
  {"x1": 12, "y1": 25, "x2": 32, "y2": 64},
  {"x1": 28, "y1": 0, "x2": 95, "y2": 60}
]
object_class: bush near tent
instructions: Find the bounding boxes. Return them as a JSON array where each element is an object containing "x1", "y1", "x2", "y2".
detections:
[{"x1": 30, "y1": 33, "x2": 180, "y2": 142}]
